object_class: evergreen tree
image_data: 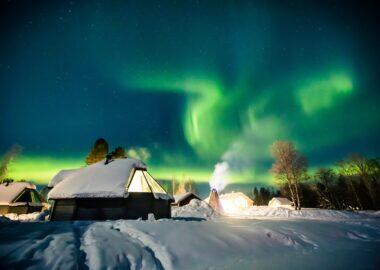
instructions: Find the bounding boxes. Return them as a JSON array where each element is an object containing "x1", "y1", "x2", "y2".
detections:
[
  {"x1": 111, "y1": 146, "x2": 126, "y2": 159},
  {"x1": 259, "y1": 187, "x2": 271, "y2": 205},
  {"x1": 85, "y1": 138, "x2": 109, "y2": 165}
]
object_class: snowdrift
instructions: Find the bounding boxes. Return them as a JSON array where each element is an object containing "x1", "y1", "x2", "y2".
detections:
[
  {"x1": 171, "y1": 198, "x2": 219, "y2": 220},
  {"x1": 223, "y1": 205, "x2": 379, "y2": 220},
  {"x1": 0, "y1": 216, "x2": 379, "y2": 269}
]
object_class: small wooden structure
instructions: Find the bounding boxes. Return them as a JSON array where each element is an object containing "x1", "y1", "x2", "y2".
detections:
[
  {"x1": 0, "y1": 182, "x2": 44, "y2": 215},
  {"x1": 172, "y1": 192, "x2": 201, "y2": 207},
  {"x1": 48, "y1": 158, "x2": 173, "y2": 221}
]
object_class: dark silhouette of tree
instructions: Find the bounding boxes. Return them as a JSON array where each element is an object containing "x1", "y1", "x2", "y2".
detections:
[
  {"x1": 250, "y1": 187, "x2": 279, "y2": 205},
  {"x1": 111, "y1": 146, "x2": 126, "y2": 159},
  {"x1": 259, "y1": 187, "x2": 271, "y2": 205},
  {"x1": 337, "y1": 159, "x2": 364, "y2": 209},
  {"x1": 0, "y1": 178, "x2": 14, "y2": 184},
  {"x1": 345, "y1": 154, "x2": 379, "y2": 209},
  {"x1": 85, "y1": 138, "x2": 109, "y2": 165},
  {"x1": 252, "y1": 187, "x2": 259, "y2": 204},
  {"x1": 315, "y1": 168, "x2": 337, "y2": 209},
  {"x1": 298, "y1": 183, "x2": 319, "y2": 208},
  {"x1": 270, "y1": 141, "x2": 308, "y2": 210}
]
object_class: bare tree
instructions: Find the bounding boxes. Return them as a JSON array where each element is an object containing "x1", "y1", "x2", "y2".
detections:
[
  {"x1": 270, "y1": 141, "x2": 308, "y2": 210},
  {"x1": 0, "y1": 144, "x2": 23, "y2": 181}
]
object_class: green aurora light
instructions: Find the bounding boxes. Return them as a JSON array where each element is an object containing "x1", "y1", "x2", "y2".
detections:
[{"x1": 1, "y1": 1, "x2": 379, "y2": 186}]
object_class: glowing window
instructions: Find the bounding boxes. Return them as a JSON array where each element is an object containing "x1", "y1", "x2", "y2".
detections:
[
  {"x1": 143, "y1": 171, "x2": 166, "y2": 193},
  {"x1": 127, "y1": 169, "x2": 152, "y2": 192}
]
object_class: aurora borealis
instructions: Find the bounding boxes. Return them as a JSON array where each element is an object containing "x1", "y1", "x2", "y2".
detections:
[{"x1": 1, "y1": 1, "x2": 379, "y2": 185}]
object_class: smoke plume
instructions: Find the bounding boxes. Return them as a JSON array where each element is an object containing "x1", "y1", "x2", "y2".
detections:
[{"x1": 0, "y1": 144, "x2": 23, "y2": 180}]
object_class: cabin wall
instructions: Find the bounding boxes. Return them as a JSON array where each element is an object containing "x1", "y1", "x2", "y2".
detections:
[
  {"x1": 50, "y1": 193, "x2": 171, "y2": 221},
  {"x1": 0, "y1": 204, "x2": 43, "y2": 215},
  {"x1": 0, "y1": 205, "x2": 9, "y2": 215}
]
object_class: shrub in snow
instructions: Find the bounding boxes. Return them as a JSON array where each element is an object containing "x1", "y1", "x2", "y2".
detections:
[{"x1": 148, "y1": 213, "x2": 156, "y2": 221}]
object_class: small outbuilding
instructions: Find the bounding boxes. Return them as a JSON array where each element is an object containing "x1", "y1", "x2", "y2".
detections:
[
  {"x1": 268, "y1": 197, "x2": 293, "y2": 209},
  {"x1": 172, "y1": 192, "x2": 201, "y2": 207},
  {"x1": 48, "y1": 158, "x2": 173, "y2": 221},
  {"x1": 220, "y1": 192, "x2": 254, "y2": 209},
  {"x1": 0, "y1": 182, "x2": 44, "y2": 215}
]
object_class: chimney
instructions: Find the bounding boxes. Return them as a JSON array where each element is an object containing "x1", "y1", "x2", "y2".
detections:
[{"x1": 208, "y1": 188, "x2": 223, "y2": 213}]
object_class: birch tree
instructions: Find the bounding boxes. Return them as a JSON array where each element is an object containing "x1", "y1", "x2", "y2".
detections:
[{"x1": 270, "y1": 141, "x2": 308, "y2": 210}]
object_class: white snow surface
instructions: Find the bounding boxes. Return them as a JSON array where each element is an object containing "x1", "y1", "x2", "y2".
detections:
[
  {"x1": 48, "y1": 158, "x2": 146, "y2": 199},
  {"x1": 222, "y1": 206, "x2": 380, "y2": 220},
  {"x1": 171, "y1": 199, "x2": 220, "y2": 220},
  {"x1": 173, "y1": 200, "x2": 377, "y2": 221},
  {"x1": 0, "y1": 213, "x2": 379, "y2": 269},
  {"x1": 48, "y1": 169, "x2": 80, "y2": 188},
  {"x1": 2, "y1": 210, "x2": 49, "y2": 221}
]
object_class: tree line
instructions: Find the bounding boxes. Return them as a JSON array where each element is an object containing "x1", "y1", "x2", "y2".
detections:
[
  {"x1": 85, "y1": 138, "x2": 151, "y2": 165},
  {"x1": 270, "y1": 141, "x2": 380, "y2": 210},
  {"x1": 249, "y1": 187, "x2": 280, "y2": 205}
]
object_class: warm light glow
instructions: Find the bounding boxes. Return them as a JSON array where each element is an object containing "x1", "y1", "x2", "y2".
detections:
[
  {"x1": 127, "y1": 169, "x2": 168, "y2": 193},
  {"x1": 218, "y1": 192, "x2": 253, "y2": 214}
]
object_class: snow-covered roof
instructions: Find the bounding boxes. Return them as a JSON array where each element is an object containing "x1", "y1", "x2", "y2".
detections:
[
  {"x1": 48, "y1": 169, "x2": 80, "y2": 188},
  {"x1": 48, "y1": 158, "x2": 172, "y2": 200},
  {"x1": 173, "y1": 192, "x2": 200, "y2": 204},
  {"x1": 269, "y1": 197, "x2": 292, "y2": 205},
  {"x1": 0, "y1": 182, "x2": 36, "y2": 204}
]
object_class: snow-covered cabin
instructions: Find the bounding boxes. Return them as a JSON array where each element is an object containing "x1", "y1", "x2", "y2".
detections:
[
  {"x1": 268, "y1": 197, "x2": 293, "y2": 209},
  {"x1": 48, "y1": 158, "x2": 174, "y2": 221},
  {"x1": 172, "y1": 192, "x2": 201, "y2": 207},
  {"x1": 0, "y1": 182, "x2": 44, "y2": 215},
  {"x1": 220, "y1": 192, "x2": 254, "y2": 208}
]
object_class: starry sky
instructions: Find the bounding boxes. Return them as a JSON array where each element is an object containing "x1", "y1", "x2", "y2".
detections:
[{"x1": 1, "y1": 0, "x2": 379, "y2": 185}]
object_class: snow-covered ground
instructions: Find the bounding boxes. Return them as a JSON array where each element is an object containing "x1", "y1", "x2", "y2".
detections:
[
  {"x1": 1, "y1": 202, "x2": 379, "y2": 269},
  {"x1": 1, "y1": 209, "x2": 50, "y2": 222},
  {"x1": 222, "y1": 205, "x2": 380, "y2": 220},
  {"x1": 171, "y1": 198, "x2": 220, "y2": 220}
]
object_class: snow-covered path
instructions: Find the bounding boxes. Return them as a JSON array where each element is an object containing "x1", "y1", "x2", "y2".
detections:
[{"x1": 1, "y1": 217, "x2": 379, "y2": 270}]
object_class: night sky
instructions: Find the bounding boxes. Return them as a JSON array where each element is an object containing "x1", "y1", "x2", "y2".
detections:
[{"x1": 1, "y1": 1, "x2": 379, "y2": 184}]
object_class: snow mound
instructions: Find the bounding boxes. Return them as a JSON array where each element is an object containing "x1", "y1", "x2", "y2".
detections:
[
  {"x1": 1, "y1": 217, "x2": 379, "y2": 269},
  {"x1": 225, "y1": 206, "x2": 377, "y2": 220},
  {"x1": 171, "y1": 199, "x2": 219, "y2": 220},
  {"x1": 2, "y1": 210, "x2": 49, "y2": 222}
]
